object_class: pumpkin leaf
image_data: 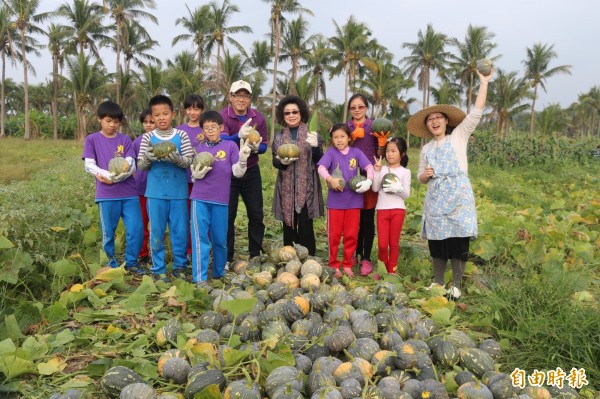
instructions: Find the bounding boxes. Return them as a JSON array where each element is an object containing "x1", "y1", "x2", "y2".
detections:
[
  {"x1": 193, "y1": 383, "x2": 223, "y2": 399},
  {"x1": 219, "y1": 298, "x2": 257, "y2": 318},
  {"x1": 0, "y1": 353, "x2": 35, "y2": 379},
  {"x1": 37, "y1": 356, "x2": 67, "y2": 375},
  {"x1": 0, "y1": 315, "x2": 25, "y2": 340},
  {"x1": 0, "y1": 236, "x2": 14, "y2": 249},
  {"x1": 222, "y1": 346, "x2": 251, "y2": 367},
  {"x1": 432, "y1": 308, "x2": 452, "y2": 326},
  {"x1": 421, "y1": 296, "x2": 449, "y2": 314},
  {"x1": 0, "y1": 249, "x2": 34, "y2": 284}
]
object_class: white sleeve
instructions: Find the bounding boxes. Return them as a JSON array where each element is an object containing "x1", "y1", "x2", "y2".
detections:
[
  {"x1": 232, "y1": 161, "x2": 247, "y2": 178},
  {"x1": 84, "y1": 158, "x2": 111, "y2": 179}
]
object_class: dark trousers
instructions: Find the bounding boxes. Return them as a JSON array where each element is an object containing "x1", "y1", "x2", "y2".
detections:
[
  {"x1": 356, "y1": 208, "x2": 376, "y2": 261},
  {"x1": 227, "y1": 165, "x2": 265, "y2": 261},
  {"x1": 282, "y1": 205, "x2": 316, "y2": 256}
]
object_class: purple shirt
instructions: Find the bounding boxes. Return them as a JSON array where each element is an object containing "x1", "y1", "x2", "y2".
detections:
[
  {"x1": 220, "y1": 105, "x2": 267, "y2": 169},
  {"x1": 177, "y1": 124, "x2": 205, "y2": 184},
  {"x1": 82, "y1": 131, "x2": 138, "y2": 200},
  {"x1": 190, "y1": 140, "x2": 240, "y2": 204},
  {"x1": 348, "y1": 118, "x2": 378, "y2": 160},
  {"x1": 317, "y1": 147, "x2": 372, "y2": 209},
  {"x1": 132, "y1": 134, "x2": 147, "y2": 196}
]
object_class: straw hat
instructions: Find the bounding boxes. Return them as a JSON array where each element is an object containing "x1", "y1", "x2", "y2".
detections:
[{"x1": 407, "y1": 104, "x2": 466, "y2": 138}]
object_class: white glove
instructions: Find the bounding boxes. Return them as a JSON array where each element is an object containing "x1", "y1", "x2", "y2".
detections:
[
  {"x1": 247, "y1": 139, "x2": 260, "y2": 152},
  {"x1": 239, "y1": 138, "x2": 252, "y2": 163},
  {"x1": 383, "y1": 179, "x2": 404, "y2": 194},
  {"x1": 191, "y1": 164, "x2": 212, "y2": 180},
  {"x1": 306, "y1": 131, "x2": 319, "y2": 147},
  {"x1": 238, "y1": 118, "x2": 254, "y2": 139},
  {"x1": 165, "y1": 151, "x2": 182, "y2": 164},
  {"x1": 145, "y1": 146, "x2": 157, "y2": 161},
  {"x1": 110, "y1": 172, "x2": 130, "y2": 183},
  {"x1": 276, "y1": 156, "x2": 298, "y2": 166},
  {"x1": 354, "y1": 178, "x2": 372, "y2": 193}
]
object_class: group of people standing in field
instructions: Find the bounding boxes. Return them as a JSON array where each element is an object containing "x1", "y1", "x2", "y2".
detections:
[{"x1": 83, "y1": 68, "x2": 493, "y2": 300}]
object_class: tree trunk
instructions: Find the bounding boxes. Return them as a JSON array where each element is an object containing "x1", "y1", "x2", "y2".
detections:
[
  {"x1": 342, "y1": 63, "x2": 349, "y2": 122},
  {"x1": 20, "y1": 29, "x2": 30, "y2": 140},
  {"x1": 529, "y1": 84, "x2": 538, "y2": 141},
  {"x1": 52, "y1": 54, "x2": 59, "y2": 140},
  {"x1": 269, "y1": 17, "x2": 281, "y2": 146},
  {"x1": 466, "y1": 71, "x2": 474, "y2": 113},
  {"x1": 115, "y1": 17, "x2": 121, "y2": 105},
  {"x1": 289, "y1": 55, "x2": 297, "y2": 95},
  {"x1": 1, "y1": 52, "x2": 6, "y2": 138}
]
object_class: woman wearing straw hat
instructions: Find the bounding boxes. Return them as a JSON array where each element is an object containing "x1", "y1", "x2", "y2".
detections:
[{"x1": 407, "y1": 69, "x2": 494, "y2": 300}]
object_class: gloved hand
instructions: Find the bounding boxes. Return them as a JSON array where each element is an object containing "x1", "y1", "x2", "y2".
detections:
[
  {"x1": 191, "y1": 164, "x2": 212, "y2": 180},
  {"x1": 239, "y1": 138, "x2": 252, "y2": 163},
  {"x1": 165, "y1": 151, "x2": 183, "y2": 164},
  {"x1": 373, "y1": 131, "x2": 391, "y2": 147},
  {"x1": 276, "y1": 156, "x2": 298, "y2": 166},
  {"x1": 354, "y1": 178, "x2": 372, "y2": 193},
  {"x1": 247, "y1": 139, "x2": 260, "y2": 152},
  {"x1": 238, "y1": 118, "x2": 254, "y2": 139},
  {"x1": 306, "y1": 131, "x2": 319, "y2": 147},
  {"x1": 383, "y1": 179, "x2": 404, "y2": 194},
  {"x1": 110, "y1": 171, "x2": 130, "y2": 183},
  {"x1": 145, "y1": 146, "x2": 157, "y2": 162}
]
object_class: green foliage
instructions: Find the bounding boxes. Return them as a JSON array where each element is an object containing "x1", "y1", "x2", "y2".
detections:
[{"x1": 5, "y1": 111, "x2": 78, "y2": 140}]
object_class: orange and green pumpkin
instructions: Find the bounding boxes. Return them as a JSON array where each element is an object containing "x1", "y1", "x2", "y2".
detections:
[{"x1": 371, "y1": 117, "x2": 393, "y2": 134}]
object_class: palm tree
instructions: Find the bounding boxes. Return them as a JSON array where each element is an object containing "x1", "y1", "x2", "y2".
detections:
[
  {"x1": 136, "y1": 63, "x2": 163, "y2": 106},
  {"x1": 0, "y1": 5, "x2": 21, "y2": 138},
  {"x1": 64, "y1": 52, "x2": 111, "y2": 141},
  {"x1": 55, "y1": 0, "x2": 108, "y2": 58},
  {"x1": 262, "y1": 0, "x2": 313, "y2": 142},
  {"x1": 46, "y1": 23, "x2": 70, "y2": 140},
  {"x1": 216, "y1": 50, "x2": 249, "y2": 100},
  {"x1": 118, "y1": 20, "x2": 159, "y2": 76},
  {"x1": 402, "y1": 23, "x2": 451, "y2": 110},
  {"x1": 430, "y1": 81, "x2": 463, "y2": 106},
  {"x1": 245, "y1": 40, "x2": 273, "y2": 100},
  {"x1": 329, "y1": 15, "x2": 376, "y2": 121},
  {"x1": 300, "y1": 36, "x2": 336, "y2": 109},
  {"x1": 487, "y1": 68, "x2": 531, "y2": 138},
  {"x1": 523, "y1": 42, "x2": 571, "y2": 140},
  {"x1": 279, "y1": 16, "x2": 317, "y2": 95},
  {"x1": 164, "y1": 51, "x2": 203, "y2": 121},
  {"x1": 537, "y1": 103, "x2": 568, "y2": 137},
  {"x1": 4, "y1": 0, "x2": 48, "y2": 140},
  {"x1": 204, "y1": 0, "x2": 251, "y2": 106},
  {"x1": 172, "y1": 4, "x2": 212, "y2": 68},
  {"x1": 103, "y1": 0, "x2": 157, "y2": 104},
  {"x1": 577, "y1": 86, "x2": 600, "y2": 138},
  {"x1": 451, "y1": 25, "x2": 498, "y2": 113}
]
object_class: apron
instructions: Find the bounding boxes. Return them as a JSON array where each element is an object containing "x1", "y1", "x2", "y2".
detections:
[{"x1": 421, "y1": 139, "x2": 477, "y2": 240}]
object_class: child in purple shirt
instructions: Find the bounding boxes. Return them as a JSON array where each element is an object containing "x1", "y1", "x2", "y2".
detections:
[
  {"x1": 189, "y1": 111, "x2": 251, "y2": 285},
  {"x1": 317, "y1": 123, "x2": 374, "y2": 278},
  {"x1": 82, "y1": 101, "x2": 144, "y2": 274}
]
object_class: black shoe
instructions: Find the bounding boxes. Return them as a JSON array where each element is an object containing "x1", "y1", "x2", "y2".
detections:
[
  {"x1": 152, "y1": 273, "x2": 169, "y2": 283},
  {"x1": 126, "y1": 264, "x2": 147, "y2": 275},
  {"x1": 138, "y1": 256, "x2": 152, "y2": 266},
  {"x1": 171, "y1": 268, "x2": 188, "y2": 280}
]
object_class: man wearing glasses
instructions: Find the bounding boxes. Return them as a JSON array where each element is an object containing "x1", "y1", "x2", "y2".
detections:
[{"x1": 220, "y1": 80, "x2": 268, "y2": 264}]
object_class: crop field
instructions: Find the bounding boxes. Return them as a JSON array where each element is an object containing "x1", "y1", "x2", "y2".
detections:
[{"x1": 0, "y1": 137, "x2": 598, "y2": 398}]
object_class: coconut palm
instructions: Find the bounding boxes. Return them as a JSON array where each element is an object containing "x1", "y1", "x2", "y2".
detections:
[
  {"x1": 430, "y1": 81, "x2": 463, "y2": 106},
  {"x1": 402, "y1": 23, "x2": 452, "y2": 110},
  {"x1": 216, "y1": 50, "x2": 249, "y2": 101},
  {"x1": 279, "y1": 15, "x2": 317, "y2": 95},
  {"x1": 300, "y1": 36, "x2": 335, "y2": 109},
  {"x1": 487, "y1": 68, "x2": 531, "y2": 138},
  {"x1": 329, "y1": 15, "x2": 376, "y2": 121},
  {"x1": 55, "y1": 0, "x2": 108, "y2": 58},
  {"x1": 262, "y1": 0, "x2": 313, "y2": 142},
  {"x1": 523, "y1": 42, "x2": 571, "y2": 140},
  {"x1": 46, "y1": 23, "x2": 70, "y2": 140},
  {"x1": 537, "y1": 103, "x2": 568, "y2": 137},
  {"x1": 102, "y1": 0, "x2": 157, "y2": 104},
  {"x1": 3, "y1": 0, "x2": 49, "y2": 140},
  {"x1": 64, "y1": 52, "x2": 111, "y2": 141},
  {"x1": 117, "y1": 20, "x2": 160, "y2": 76},
  {"x1": 576, "y1": 86, "x2": 600, "y2": 138},
  {"x1": 164, "y1": 51, "x2": 203, "y2": 122},
  {"x1": 243, "y1": 40, "x2": 274, "y2": 102},
  {"x1": 451, "y1": 25, "x2": 498, "y2": 113},
  {"x1": 136, "y1": 63, "x2": 163, "y2": 106},
  {"x1": 0, "y1": 5, "x2": 21, "y2": 138},
  {"x1": 172, "y1": 4, "x2": 212, "y2": 69}
]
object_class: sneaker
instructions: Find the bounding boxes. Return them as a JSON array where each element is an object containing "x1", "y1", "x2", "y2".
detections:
[
  {"x1": 125, "y1": 264, "x2": 147, "y2": 276},
  {"x1": 224, "y1": 262, "x2": 231, "y2": 271},
  {"x1": 447, "y1": 286, "x2": 462, "y2": 301},
  {"x1": 171, "y1": 268, "x2": 188, "y2": 280},
  {"x1": 360, "y1": 260, "x2": 373, "y2": 276},
  {"x1": 186, "y1": 254, "x2": 192, "y2": 266},
  {"x1": 426, "y1": 282, "x2": 445, "y2": 290},
  {"x1": 152, "y1": 273, "x2": 170, "y2": 283},
  {"x1": 138, "y1": 256, "x2": 152, "y2": 266}
]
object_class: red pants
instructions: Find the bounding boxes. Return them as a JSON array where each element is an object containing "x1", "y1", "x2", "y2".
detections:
[
  {"x1": 138, "y1": 195, "x2": 150, "y2": 258},
  {"x1": 377, "y1": 209, "x2": 406, "y2": 273},
  {"x1": 327, "y1": 209, "x2": 360, "y2": 269}
]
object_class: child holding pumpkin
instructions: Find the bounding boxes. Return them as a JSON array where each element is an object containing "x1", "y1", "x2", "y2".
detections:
[
  {"x1": 82, "y1": 100, "x2": 144, "y2": 274},
  {"x1": 317, "y1": 123, "x2": 374, "y2": 278},
  {"x1": 189, "y1": 111, "x2": 251, "y2": 285},
  {"x1": 372, "y1": 137, "x2": 411, "y2": 275},
  {"x1": 137, "y1": 95, "x2": 194, "y2": 282}
]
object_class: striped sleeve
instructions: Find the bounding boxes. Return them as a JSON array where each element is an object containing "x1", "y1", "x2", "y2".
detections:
[
  {"x1": 137, "y1": 132, "x2": 152, "y2": 171},
  {"x1": 177, "y1": 130, "x2": 194, "y2": 168}
]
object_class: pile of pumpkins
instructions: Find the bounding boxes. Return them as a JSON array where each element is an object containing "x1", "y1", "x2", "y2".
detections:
[{"x1": 87, "y1": 244, "x2": 580, "y2": 399}]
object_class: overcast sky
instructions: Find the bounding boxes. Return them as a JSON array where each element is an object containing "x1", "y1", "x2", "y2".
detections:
[{"x1": 6, "y1": 0, "x2": 599, "y2": 109}]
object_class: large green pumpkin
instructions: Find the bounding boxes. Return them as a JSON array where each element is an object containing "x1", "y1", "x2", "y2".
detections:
[
  {"x1": 108, "y1": 155, "x2": 130, "y2": 175},
  {"x1": 192, "y1": 151, "x2": 215, "y2": 169},
  {"x1": 330, "y1": 164, "x2": 346, "y2": 189},
  {"x1": 349, "y1": 168, "x2": 367, "y2": 192},
  {"x1": 371, "y1": 117, "x2": 393, "y2": 133},
  {"x1": 100, "y1": 366, "x2": 146, "y2": 398},
  {"x1": 476, "y1": 58, "x2": 493, "y2": 76},
  {"x1": 277, "y1": 143, "x2": 300, "y2": 159},
  {"x1": 119, "y1": 383, "x2": 156, "y2": 399},
  {"x1": 153, "y1": 141, "x2": 177, "y2": 159},
  {"x1": 184, "y1": 369, "x2": 226, "y2": 398}
]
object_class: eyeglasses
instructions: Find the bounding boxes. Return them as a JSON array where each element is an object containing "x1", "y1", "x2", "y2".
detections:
[
  {"x1": 283, "y1": 110, "x2": 300, "y2": 116},
  {"x1": 231, "y1": 93, "x2": 251, "y2": 100},
  {"x1": 349, "y1": 105, "x2": 366, "y2": 111},
  {"x1": 202, "y1": 125, "x2": 221, "y2": 133},
  {"x1": 426, "y1": 116, "x2": 445, "y2": 123}
]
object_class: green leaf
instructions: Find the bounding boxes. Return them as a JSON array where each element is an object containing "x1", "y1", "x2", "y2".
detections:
[
  {"x1": 222, "y1": 346, "x2": 251, "y2": 367},
  {"x1": 0, "y1": 249, "x2": 33, "y2": 284},
  {"x1": 0, "y1": 236, "x2": 14, "y2": 249},
  {"x1": 0, "y1": 354, "x2": 35, "y2": 379},
  {"x1": 120, "y1": 293, "x2": 147, "y2": 311},
  {"x1": 0, "y1": 315, "x2": 25, "y2": 341},
  {"x1": 193, "y1": 383, "x2": 223, "y2": 399},
  {"x1": 0, "y1": 339, "x2": 16, "y2": 355},
  {"x1": 49, "y1": 329, "x2": 75, "y2": 349},
  {"x1": 432, "y1": 308, "x2": 452, "y2": 326},
  {"x1": 37, "y1": 357, "x2": 67, "y2": 375},
  {"x1": 41, "y1": 302, "x2": 68, "y2": 325},
  {"x1": 21, "y1": 337, "x2": 49, "y2": 360},
  {"x1": 47, "y1": 259, "x2": 79, "y2": 277},
  {"x1": 219, "y1": 298, "x2": 257, "y2": 318}
]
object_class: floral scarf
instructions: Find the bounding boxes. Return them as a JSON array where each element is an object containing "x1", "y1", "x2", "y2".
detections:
[{"x1": 281, "y1": 123, "x2": 310, "y2": 227}]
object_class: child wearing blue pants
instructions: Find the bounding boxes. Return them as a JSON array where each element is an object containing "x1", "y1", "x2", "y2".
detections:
[
  {"x1": 137, "y1": 95, "x2": 194, "y2": 281},
  {"x1": 190, "y1": 111, "x2": 251, "y2": 284},
  {"x1": 82, "y1": 101, "x2": 144, "y2": 274}
]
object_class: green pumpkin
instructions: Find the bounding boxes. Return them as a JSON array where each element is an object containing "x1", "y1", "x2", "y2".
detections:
[
  {"x1": 153, "y1": 141, "x2": 177, "y2": 159},
  {"x1": 184, "y1": 369, "x2": 226, "y2": 399},
  {"x1": 119, "y1": 383, "x2": 156, "y2": 399},
  {"x1": 100, "y1": 366, "x2": 146, "y2": 398},
  {"x1": 349, "y1": 168, "x2": 367, "y2": 192},
  {"x1": 265, "y1": 366, "x2": 302, "y2": 398},
  {"x1": 162, "y1": 357, "x2": 191, "y2": 384},
  {"x1": 371, "y1": 117, "x2": 393, "y2": 134},
  {"x1": 433, "y1": 340, "x2": 460, "y2": 368},
  {"x1": 476, "y1": 58, "x2": 493, "y2": 76},
  {"x1": 224, "y1": 380, "x2": 262, "y2": 399},
  {"x1": 192, "y1": 151, "x2": 215, "y2": 169},
  {"x1": 479, "y1": 339, "x2": 503, "y2": 361},
  {"x1": 330, "y1": 164, "x2": 346, "y2": 189},
  {"x1": 108, "y1": 154, "x2": 130, "y2": 175},
  {"x1": 457, "y1": 381, "x2": 494, "y2": 399},
  {"x1": 277, "y1": 143, "x2": 300, "y2": 159},
  {"x1": 382, "y1": 172, "x2": 399, "y2": 186},
  {"x1": 323, "y1": 325, "x2": 356, "y2": 352},
  {"x1": 459, "y1": 347, "x2": 496, "y2": 377},
  {"x1": 156, "y1": 319, "x2": 182, "y2": 347}
]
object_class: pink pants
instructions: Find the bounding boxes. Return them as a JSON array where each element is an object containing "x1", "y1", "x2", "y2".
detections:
[
  {"x1": 377, "y1": 209, "x2": 406, "y2": 273},
  {"x1": 327, "y1": 209, "x2": 360, "y2": 269}
]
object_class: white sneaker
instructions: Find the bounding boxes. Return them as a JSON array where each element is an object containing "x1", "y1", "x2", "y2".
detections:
[
  {"x1": 426, "y1": 282, "x2": 445, "y2": 290},
  {"x1": 447, "y1": 286, "x2": 461, "y2": 300}
]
